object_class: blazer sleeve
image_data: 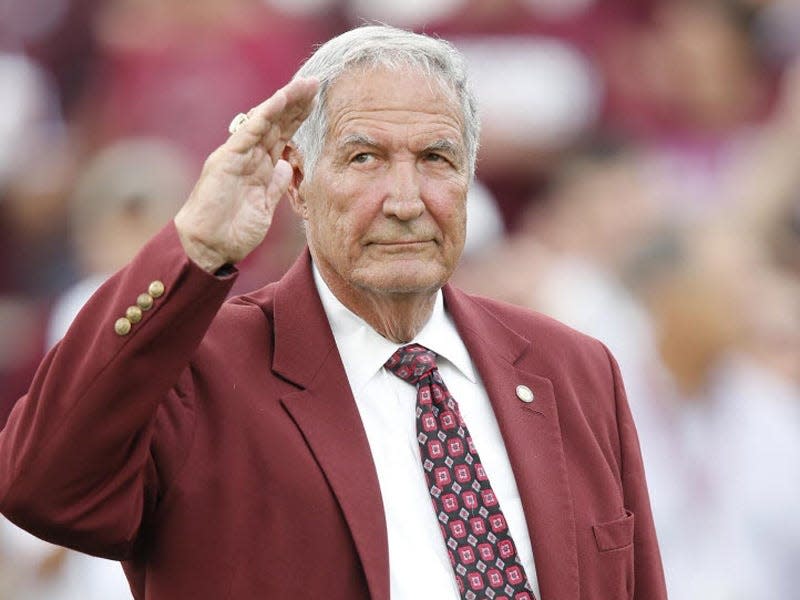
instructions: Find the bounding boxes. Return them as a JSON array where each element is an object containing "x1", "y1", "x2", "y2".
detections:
[
  {"x1": 0, "y1": 222, "x2": 236, "y2": 559},
  {"x1": 603, "y1": 344, "x2": 668, "y2": 599}
]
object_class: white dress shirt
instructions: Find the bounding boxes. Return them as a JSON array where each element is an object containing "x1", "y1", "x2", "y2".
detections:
[{"x1": 313, "y1": 267, "x2": 540, "y2": 599}]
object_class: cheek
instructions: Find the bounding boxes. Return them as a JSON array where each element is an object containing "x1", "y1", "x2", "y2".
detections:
[
  {"x1": 426, "y1": 182, "x2": 468, "y2": 239},
  {"x1": 332, "y1": 180, "x2": 385, "y2": 235},
  {"x1": 311, "y1": 189, "x2": 379, "y2": 255}
]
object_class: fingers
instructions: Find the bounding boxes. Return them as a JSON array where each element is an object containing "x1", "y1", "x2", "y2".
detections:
[{"x1": 226, "y1": 77, "x2": 319, "y2": 157}]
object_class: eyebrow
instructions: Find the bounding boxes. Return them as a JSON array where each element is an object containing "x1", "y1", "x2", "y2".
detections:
[
  {"x1": 339, "y1": 133, "x2": 380, "y2": 149},
  {"x1": 339, "y1": 134, "x2": 463, "y2": 156},
  {"x1": 422, "y1": 138, "x2": 463, "y2": 159}
]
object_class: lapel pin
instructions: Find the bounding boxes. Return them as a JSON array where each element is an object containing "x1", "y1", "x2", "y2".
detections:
[{"x1": 515, "y1": 384, "x2": 534, "y2": 403}]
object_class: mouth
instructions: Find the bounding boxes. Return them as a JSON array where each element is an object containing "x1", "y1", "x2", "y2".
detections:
[
  {"x1": 373, "y1": 240, "x2": 432, "y2": 246},
  {"x1": 369, "y1": 240, "x2": 436, "y2": 252}
]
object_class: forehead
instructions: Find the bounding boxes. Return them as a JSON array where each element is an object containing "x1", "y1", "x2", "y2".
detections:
[{"x1": 323, "y1": 65, "x2": 465, "y2": 145}]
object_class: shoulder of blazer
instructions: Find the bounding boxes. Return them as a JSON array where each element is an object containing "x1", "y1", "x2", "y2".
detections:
[{"x1": 445, "y1": 285, "x2": 606, "y2": 357}]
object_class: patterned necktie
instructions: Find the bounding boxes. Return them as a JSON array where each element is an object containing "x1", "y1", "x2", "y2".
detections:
[{"x1": 385, "y1": 344, "x2": 536, "y2": 600}]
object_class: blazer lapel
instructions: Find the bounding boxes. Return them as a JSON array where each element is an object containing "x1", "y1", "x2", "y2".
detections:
[
  {"x1": 444, "y1": 286, "x2": 580, "y2": 600},
  {"x1": 270, "y1": 251, "x2": 390, "y2": 600},
  {"x1": 263, "y1": 255, "x2": 578, "y2": 599}
]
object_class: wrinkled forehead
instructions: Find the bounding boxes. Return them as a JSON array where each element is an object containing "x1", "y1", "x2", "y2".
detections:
[{"x1": 322, "y1": 62, "x2": 465, "y2": 129}]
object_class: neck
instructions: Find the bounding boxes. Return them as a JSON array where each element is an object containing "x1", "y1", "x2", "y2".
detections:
[
  {"x1": 317, "y1": 269, "x2": 438, "y2": 343},
  {"x1": 353, "y1": 291, "x2": 437, "y2": 343}
]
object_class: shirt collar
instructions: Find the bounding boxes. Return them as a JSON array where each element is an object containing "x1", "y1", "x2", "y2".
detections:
[{"x1": 312, "y1": 264, "x2": 477, "y2": 392}]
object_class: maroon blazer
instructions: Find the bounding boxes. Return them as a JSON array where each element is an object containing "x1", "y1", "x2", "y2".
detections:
[{"x1": 0, "y1": 223, "x2": 666, "y2": 599}]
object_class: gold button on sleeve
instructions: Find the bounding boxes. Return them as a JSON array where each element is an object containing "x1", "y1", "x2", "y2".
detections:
[
  {"x1": 126, "y1": 305, "x2": 143, "y2": 324},
  {"x1": 148, "y1": 280, "x2": 165, "y2": 298},
  {"x1": 114, "y1": 317, "x2": 132, "y2": 336},
  {"x1": 137, "y1": 293, "x2": 154, "y2": 311}
]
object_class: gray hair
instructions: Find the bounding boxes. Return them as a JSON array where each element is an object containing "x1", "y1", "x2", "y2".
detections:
[{"x1": 292, "y1": 24, "x2": 480, "y2": 178}]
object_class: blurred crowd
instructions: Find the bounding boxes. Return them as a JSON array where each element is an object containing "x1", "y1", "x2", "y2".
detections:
[{"x1": 1, "y1": 0, "x2": 798, "y2": 598}]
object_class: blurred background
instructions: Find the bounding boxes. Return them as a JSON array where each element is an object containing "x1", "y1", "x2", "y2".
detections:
[{"x1": 1, "y1": 0, "x2": 799, "y2": 597}]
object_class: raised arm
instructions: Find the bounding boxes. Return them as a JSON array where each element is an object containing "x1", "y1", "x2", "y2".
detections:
[{"x1": 0, "y1": 78, "x2": 318, "y2": 558}]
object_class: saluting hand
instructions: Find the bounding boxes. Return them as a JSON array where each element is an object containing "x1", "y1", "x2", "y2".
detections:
[{"x1": 174, "y1": 77, "x2": 319, "y2": 273}]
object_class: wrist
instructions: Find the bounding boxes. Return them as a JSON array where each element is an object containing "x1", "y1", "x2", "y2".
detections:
[{"x1": 174, "y1": 220, "x2": 228, "y2": 274}]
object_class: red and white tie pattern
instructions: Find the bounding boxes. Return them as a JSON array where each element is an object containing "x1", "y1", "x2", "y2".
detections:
[{"x1": 385, "y1": 344, "x2": 536, "y2": 600}]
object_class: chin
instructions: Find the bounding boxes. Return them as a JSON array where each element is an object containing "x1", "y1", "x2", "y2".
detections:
[{"x1": 355, "y1": 263, "x2": 449, "y2": 296}]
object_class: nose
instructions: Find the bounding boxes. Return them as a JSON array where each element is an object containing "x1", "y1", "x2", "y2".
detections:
[{"x1": 382, "y1": 160, "x2": 425, "y2": 221}]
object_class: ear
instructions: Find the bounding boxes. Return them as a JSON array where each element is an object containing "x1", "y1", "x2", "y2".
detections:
[{"x1": 283, "y1": 144, "x2": 309, "y2": 220}]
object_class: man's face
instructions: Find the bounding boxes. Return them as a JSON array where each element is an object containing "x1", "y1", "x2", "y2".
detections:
[{"x1": 292, "y1": 66, "x2": 469, "y2": 305}]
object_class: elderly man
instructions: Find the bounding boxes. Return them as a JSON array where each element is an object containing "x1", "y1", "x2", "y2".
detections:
[{"x1": 0, "y1": 25, "x2": 666, "y2": 600}]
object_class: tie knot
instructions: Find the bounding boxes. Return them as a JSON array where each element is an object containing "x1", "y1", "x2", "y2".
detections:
[{"x1": 384, "y1": 343, "x2": 438, "y2": 385}]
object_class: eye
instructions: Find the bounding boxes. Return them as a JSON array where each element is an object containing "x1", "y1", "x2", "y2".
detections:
[
  {"x1": 423, "y1": 152, "x2": 456, "y2": 168},
  {"x1": 351, "y1": 152, "x2": 374, "y2": 164}
]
